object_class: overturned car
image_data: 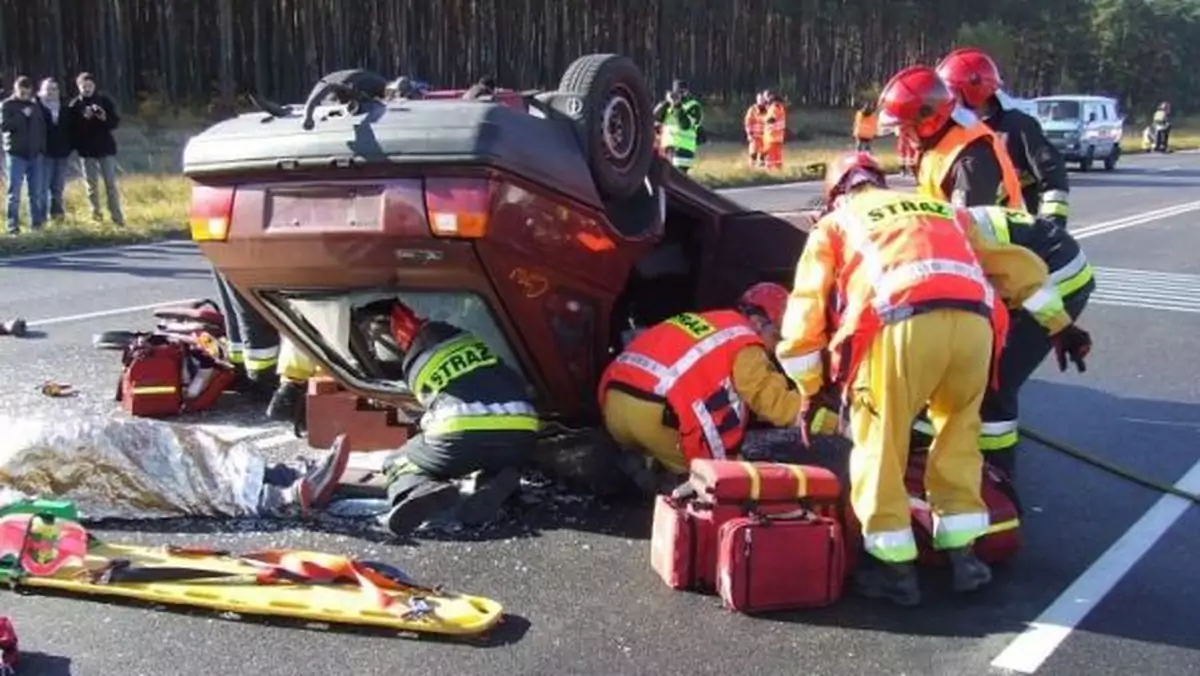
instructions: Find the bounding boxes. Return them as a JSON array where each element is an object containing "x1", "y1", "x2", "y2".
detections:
[{"x1": 182, "y1": 54, "x2": 813, "y2": 430}]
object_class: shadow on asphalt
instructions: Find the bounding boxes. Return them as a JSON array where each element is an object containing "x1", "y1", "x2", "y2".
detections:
[
  {"x1": 16, "y1": 651, "x2": 74, "y2": 675},
  {"x1": 1, "y1": 240, "x2": 210, "y2": 280}
]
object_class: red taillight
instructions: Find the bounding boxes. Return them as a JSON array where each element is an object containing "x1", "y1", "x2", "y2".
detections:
[
  {"x1": 189, "y1": 185, "x2": 235, "y2": 242},
  {"x1": 424, "y1": 178, "x2": 492, "y2": 239}
]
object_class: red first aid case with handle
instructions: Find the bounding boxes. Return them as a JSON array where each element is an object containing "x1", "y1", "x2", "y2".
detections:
[
  {"x1": 689, "y1": 459, "x2": 841, "y2": 506},
  {"x1": 651, "y1": 460, "x2": 848, "y2": 594},
  {"x1": 716, "y1": 510, "x2": 846, "y2": 613}
]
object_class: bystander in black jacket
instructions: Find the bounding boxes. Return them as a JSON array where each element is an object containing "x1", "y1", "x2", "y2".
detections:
[
  {"x1": 68, "y1": 92, "x2": 120, "y2": 158},
  {"x1": 40, "y1": 100, "x2": 73, "y2": 159}
]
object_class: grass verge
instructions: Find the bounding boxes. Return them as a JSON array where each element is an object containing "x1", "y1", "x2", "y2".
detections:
[
  {"x1": 0, "y1": 173, "x2": 190, "y2": 256},
  {"x1": 1, "y1": 109, "x2": 1197, "y2": 256}
]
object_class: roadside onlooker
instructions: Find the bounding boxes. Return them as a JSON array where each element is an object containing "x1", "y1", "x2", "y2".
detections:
[
  {"x1": 1, "y1": 76, "x2": 47, "y2": 234},
  {"x1": 69, "y1": 72, "x2": 124, "y2": 225},
  {"x1": 38, "y1": 78, "x2": 72, "y2": 221}
]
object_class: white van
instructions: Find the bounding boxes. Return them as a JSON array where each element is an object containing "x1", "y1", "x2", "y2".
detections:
[{"x1": 1034, "y1": 95, "x2": 1124, "y2": 171}]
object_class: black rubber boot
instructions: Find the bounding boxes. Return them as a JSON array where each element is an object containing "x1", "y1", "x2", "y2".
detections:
[
  {"x1": 385, "y1": 481, "x2": 460, "y2": 537},
  {"x1": 266, "y1": 380, "x2": 306, "y2": 423},
  {"x1": 946, "y1": 547, "x2": 992, "y2": 593},
  {"x1": 854, "y1": 560, "x2": 921, "y2": 607},
  {"x1": 458, "y1": 468, "x2": 522, "y2": 527},
  {"x1": 0, "y1": 318, "x2": 26, "y2": 337},
  {"x1": 614, "y1": 452, "x2": 663, "y2": 496}
]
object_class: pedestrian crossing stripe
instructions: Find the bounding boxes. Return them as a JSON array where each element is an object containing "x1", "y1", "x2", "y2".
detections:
[{"x1": 1089, "y1": 266, "x2": 1200, "y2": 314}]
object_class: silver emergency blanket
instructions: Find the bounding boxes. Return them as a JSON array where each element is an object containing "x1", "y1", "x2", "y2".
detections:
[{"x1": 0, "y1": 414, "x2": 265, "y2": 521}]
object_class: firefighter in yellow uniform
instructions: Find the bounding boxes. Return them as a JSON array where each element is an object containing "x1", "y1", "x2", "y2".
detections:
[
  {"x1": 776, "y1": 153, "x2": 1090, "y2": 607},
  {"x1": 878, "y1": 66, "x2": 1023, "y2": 209},
  {"x1": 599, "y1": 283, "x2": 820, "y2": 486}
]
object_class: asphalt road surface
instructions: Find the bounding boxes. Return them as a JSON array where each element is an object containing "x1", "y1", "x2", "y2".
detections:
[{"x1": 3, "y1": 152, "x2": 1199, "y2": 675}]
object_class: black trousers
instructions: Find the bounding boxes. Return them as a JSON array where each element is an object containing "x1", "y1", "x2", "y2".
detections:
[
  {"x1": 912, "y1": 284, "x2": 1092, "y2": 475},
  {"x1": 979, "y1": 285, "x2": 1093, "y2": 475},
  {"x1": 384, "y1": 430, "x2": 534, "y2": 503},
  {"x1": 213, "y1": 267, "x2": 280, "y2": 379}
]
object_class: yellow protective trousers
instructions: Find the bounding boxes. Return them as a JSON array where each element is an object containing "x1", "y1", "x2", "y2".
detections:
[
  {"x1": 277, "y1": 338, "x2": 320, "y2": 382},
  {"x1": 848, "y1": 309, "x2": 992, "y2": 563},
  {"x1": 601, "y1": 389, "x2": 687, "y2": 474}
]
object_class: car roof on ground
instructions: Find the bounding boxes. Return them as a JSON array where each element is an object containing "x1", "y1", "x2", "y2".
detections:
[{"x1": 182, "y1": 98, "x2": 603, "y2": 209}]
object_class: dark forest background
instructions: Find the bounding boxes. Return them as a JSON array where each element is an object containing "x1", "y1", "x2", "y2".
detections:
[{"x1": 1, "y1": 0, "x2": 1194, "y2": 122}]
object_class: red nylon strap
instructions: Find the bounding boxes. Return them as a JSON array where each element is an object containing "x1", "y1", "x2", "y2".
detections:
[{"x1": 239, "y1": 550, "x2": 407, "y2": 613}]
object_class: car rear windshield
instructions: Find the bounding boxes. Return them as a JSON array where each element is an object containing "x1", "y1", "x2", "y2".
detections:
[
  {"x1": 259, "y1": 289, "x2": 524, "y2": 393},
  {"x1": 1038, "y1": 100, "x2": 1081, "y2": 121}
]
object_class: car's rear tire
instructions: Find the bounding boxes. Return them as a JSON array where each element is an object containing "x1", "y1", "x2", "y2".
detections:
[{"x1": 554, "y1": 54, "x2": 655, "y2": 200}]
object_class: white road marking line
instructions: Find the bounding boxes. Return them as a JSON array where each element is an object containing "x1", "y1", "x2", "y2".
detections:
[
  {"x1": 195, "y1": 423, "x2": 278, "y2": 443},
  {"x1": 25, "y1": 299, "x2": 199, "y2": 327},
  {"x1": 1073, "y1": 199, "x2": 1200, "y2": 238},
  {"x1": 991, "y1": 459, "x2": 1200, "y2": 674}
]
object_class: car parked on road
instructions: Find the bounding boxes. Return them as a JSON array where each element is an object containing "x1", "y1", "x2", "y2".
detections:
[
  {"x1": 1034, "y1": 95, "x2": 1124, "y2": 171},
  {"x1": 182, "y1": 55, "x2": 813, "y2": 429}
]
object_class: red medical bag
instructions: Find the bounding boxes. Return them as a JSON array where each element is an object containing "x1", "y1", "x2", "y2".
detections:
[
  {"x1": 906, "y1": 454, "x2": 1022, "y2": 566},
  {"x1": 649, "y1": 460, "x2": 843, "y2": 592},
  {"x1": 118, "y1": 335, "x2": 186, "y2": 417},
  {"x1": 116, "y1": 333, "x2": 236, "y2": 418},
  {"x1": 716, "y1": 510, "x2": 846, "y2": 613}
]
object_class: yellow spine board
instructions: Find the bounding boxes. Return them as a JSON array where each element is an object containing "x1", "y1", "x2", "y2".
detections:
[{"x1": 11, "y1": 543, "x2": 502, "y2": 636}]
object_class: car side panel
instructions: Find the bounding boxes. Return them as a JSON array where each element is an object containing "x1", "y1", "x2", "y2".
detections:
[{"x1": 473, "y1": 180, "x2": 649, "y2": 420}]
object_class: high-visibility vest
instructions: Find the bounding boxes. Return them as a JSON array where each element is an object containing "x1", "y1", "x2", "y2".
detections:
[
  {"x1": 853, "y1": 111, "x2": 878, "y2": 140},
  {"x1": 968, "y1": 206, "x2": 1095, "y2": 300},
  {"x1": 744, "y1": 105, "x2": 765, "y2": 138},
  {"x1": 598, "y1": 310, "x2": 764, "y2": 464},
  {"x1": 763, "y1": 102, "x2": 786, "y2": 145},
  {"x1": 1153, "y1": 109, "x2": 1168, "y2": 124},
  {"x1": 918, "y1": 121, "x2": 1023, "y2": 209},
  {"x1": 660, "y1": 99, "x2": 702, "y2": 152},
  {"x1": 790, "y1": 189, "x2": 1009, "y2": 388}
]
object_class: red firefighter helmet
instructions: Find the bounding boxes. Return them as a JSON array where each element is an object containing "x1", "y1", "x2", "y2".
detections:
[
  {"x1": 738, "y1": 282, "x2": 789, "y2": 329},
  {"x1": 823, "y1": 152, "x2": 886, "y2": 203},
  {"x1": 389, "y1": 302, "x2": 425, "y2": 351},
  {"x1": 878, "y1": 66, "x2": 956, "y2": 139},
  {"x1": 936, "y1": 48, "x2": 1003, "y2": 110}
]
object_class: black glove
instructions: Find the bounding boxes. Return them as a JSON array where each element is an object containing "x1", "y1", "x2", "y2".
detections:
[{"x1": 1052, "y1": 325, "x2": 1092, "y2": 373}]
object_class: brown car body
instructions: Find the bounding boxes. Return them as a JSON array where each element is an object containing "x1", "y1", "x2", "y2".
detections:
[{"x1": 183, "y1": 58, "x2": 813, "y2": 428}]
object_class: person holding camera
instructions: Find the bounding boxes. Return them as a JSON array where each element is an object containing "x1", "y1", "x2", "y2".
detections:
[
  {"x1": 68, "y1": 72, "x2": 124, "y2": 226},
  {"x1": 1, "y1": 76, "x2": 48, "y2": 234}
]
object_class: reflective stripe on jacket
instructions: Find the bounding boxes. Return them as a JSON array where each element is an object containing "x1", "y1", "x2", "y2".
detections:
[
  {"x1": 918, "y1": 121, "x2": 1024, "y2": 209},
  {"x1": 744, "y1": 105, "x2": 765, "y2": 138},
  {"x1": 776, "y1": 189, "x2": 1010, "y2": 395},
  {"x1": 763, "y1": 102, "x2": 786, "y2": 145},
  {"x1": 598, "y1": 311, "x2": 764, "y2": 465},
  {"x1": 403, "y1": 322, "x2": 538, "y2": 438},
  {"x1": 968, "y1": 206, "x2": 1095, "y2": 306}
]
